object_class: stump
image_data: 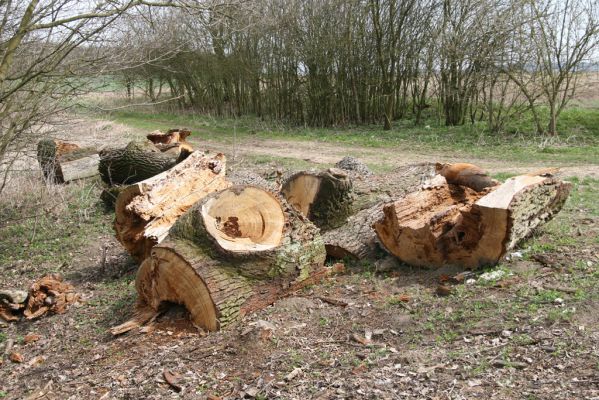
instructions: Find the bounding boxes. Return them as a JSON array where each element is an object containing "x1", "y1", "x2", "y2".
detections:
[
  {"x1": 374, "y1": 174, "x2": 572, "y2": 268},
  {"x1": 111, "y1": 186, "x2": 327, "y2": 334},
  {"x1": 37, "y1": 139, "x2": 99, "y2": 183},
  {"x1": 99, "y1": 140, "x2": 185, "y2": 185},
  {"x1": 281, "y1": 168, "x2": 354, "y2": 231},
  {"x1": 114, "y1": 151, "x2": 230, "y2": 262}
]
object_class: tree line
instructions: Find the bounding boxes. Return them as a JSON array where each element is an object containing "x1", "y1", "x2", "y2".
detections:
[{"x1": 116, "y1": 0, "x2": 599, "y2": 135}]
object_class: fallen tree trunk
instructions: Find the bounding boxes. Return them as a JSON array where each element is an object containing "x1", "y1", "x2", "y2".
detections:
[
  {"x1": 99, "y1": 140, "x2": 190, "y2": 185},
  {"x1": 281, "y1": 168, "x2": 354, "y2": 231},
  {"x1": 322, "y1": 162, "x2": 437, "y2": 260},
  {"x1": 37, "y1": 139, "x2": 99, "y2": 183},
  {"x1": 374, "y1": 174, "x2": 572, "y2": 268},
  {"x1": 112, "y1": 186, "x2": 327, "y2": 334},
  {"x1": 114, "y1": 151, "x2": 230, "y2": 262}
]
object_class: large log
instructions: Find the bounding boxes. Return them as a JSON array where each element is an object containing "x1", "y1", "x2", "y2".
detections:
[
  {"x1": 281, "y1": 168, "x2": 354, "y2": 231},
  {"x1": 114, "y1": 151, "x2": 230, "y2": 262},
  {"x1": 322, "y1": 162, "x2": 437, "y2": 260},
  {"x1": 37, "y1": 139, "x2": 98, "y2": 183},
  {"x1": 112, "y1": 186, "x2": 327, "y2": 334},
  {"x1": 374, "y1": 174, "x2": 572, "y2": 268},
  {"x1": 98, "y1": 140, "x2": 189, "y2": 185}
]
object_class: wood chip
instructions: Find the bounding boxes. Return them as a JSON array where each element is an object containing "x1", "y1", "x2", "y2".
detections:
[
  {"x1": 24, "y1": 333, "x2": 42, "y2": 344},
  {"x1": 9, "y1": 351, "x2": 24, "y2": 363},
  {"x1": 436, "y1": 284, "x2": 452, "y2": 296},
  {"x1": 163, "y1": 369, "x2": 182, "y2": 392},
  {"x1": 351, "y1": 333, "x2": 372, "y2": 345}
]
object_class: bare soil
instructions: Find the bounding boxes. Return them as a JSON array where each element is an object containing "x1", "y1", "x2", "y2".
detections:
[{"x1": 0, "y1": 117, "x2": 598, "y2": 400}]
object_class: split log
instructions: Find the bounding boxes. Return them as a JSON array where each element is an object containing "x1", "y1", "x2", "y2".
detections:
[
  {"x1": 146, "y1": 128, "x2": 191, "y2": 145},
  {"x1": 112, "y1": 186, "x2": 327, "y2": 334},
  {"x1": 99, "y1": 140, "x2": 187, "y2": 185},
  {"x1": 374, "y1": 174, "x2": 572, "y2": 268},
  {"x1": 114, "y1": 151, "x2": 230, "y2": 262},
  {"x1": 322, "y1": 163, "x2": 437, "y2": 260},
  {"x1": 281, "y1": 168, "x2": 354, "y2": 231},
  {"x1": 435, "y1": 162, "x2": 498, "y2": 192},
  {"x1": 37, "y1": 139, "x2": 99, "y2": 183}
]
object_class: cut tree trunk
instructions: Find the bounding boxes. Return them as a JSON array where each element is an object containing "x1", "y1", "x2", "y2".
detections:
[
  {"x1": 111, "y1": 186, "x2": 327, "y2": 334},
  {"x1": 114, "y1": 151, "x2": 230, "y2": 262},
  {"x1": 374, "y1": 174, "x2": 572, "y2": 268},
  {"x1": 146, "y1": 128, "x2": 191, "y2": 145},
  {"x1": 281, "y1": 168, "x2": 354, "y2": 231},
  {"x1": 37, "y1": 139, "x2": 98, "y2": 183},
  {"x1": 99, "y1": 140, "x2": 185, "y2": 185},
  {"x1": 322, "y1": 163, "x2": 437, "y2": 260}
]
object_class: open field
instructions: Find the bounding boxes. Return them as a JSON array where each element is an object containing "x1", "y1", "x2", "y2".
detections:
[{"x1": 0, "y1": 112, "x2": 598, "y2": 399}]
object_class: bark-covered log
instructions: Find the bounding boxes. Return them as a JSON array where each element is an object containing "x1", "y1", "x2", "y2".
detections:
[
  {"x1": 111, "y1": 186, "x2": 327, "y2": 334},
  {"x1": 98, "y1": 141, "x2": 182, "y2": 185},
  {"x1": 322, "y1": 162, "x2": 437, "y2": 260},
  {"x1": 114, "y1": 151, "x2": 229, "y2": 262},
  {"x1": 281, "y1": 168, "x2": 354, "y2": 231},
  {"x1": 37, "y1": 139, "x2": 98, "y2": 183},
  {"x1": 374, "y1": 174, "x2": 572, "y2": 268}
]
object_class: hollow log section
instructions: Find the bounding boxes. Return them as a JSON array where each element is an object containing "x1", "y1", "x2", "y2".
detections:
[
  {"x1": 114, "y1": 151, "x2": 230, "y2": 262},
  {"x1": 374, "y1": 174, "x2": 572, "y2": 268},
  {"x1": 99, "y1": 140, "x2": 191, "y2": 186},
  {"x1": 281, "y1": 168, "x2": 354, "y2": 231},
  {"x1": 37, "y1": 139, "x2": 99, "y2": 183},
  {"x1": 111, "y1": 186, "x2": 327, "y2": 334},
  {"x1": 322, "y1": 163, "x2": 437, "y2": 260}
]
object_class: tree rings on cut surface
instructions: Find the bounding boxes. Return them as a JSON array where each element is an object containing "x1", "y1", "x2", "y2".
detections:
[{"x1": 202, "y1": 187, "x2": 285, "y2": 253}]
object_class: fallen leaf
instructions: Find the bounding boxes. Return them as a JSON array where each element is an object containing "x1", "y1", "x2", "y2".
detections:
[
  {"x1": 398, "y1": 294, "x2": 411, "y2": 303},
  {"x1": 24, "y1": 333, "x2": 42, "y2": 344},
  {"x1": 9, "y1": 351, "x2": 24, "y2": 363},
  {"x1": 163, "y1": 369, "x2": 182, "y2": 392},
  {"x1": 352, "y1": 363, "x2": 367, "y2": 375}
]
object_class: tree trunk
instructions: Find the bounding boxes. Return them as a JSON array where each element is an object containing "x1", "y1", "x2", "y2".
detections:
[
  {"x1": 98, "y1": 141, "x2": 185, "y2": 186},
  {"x1": 323, "y1": 162, "x2": 437, "y2": 260},
  {"x1": 114, "y1": 151, "x2": 230, "y2": 262},
  {"x1": 37, "y1": 139, "x2": 98, "y2": 183},
  {"x1": 374, "y1": 174, "x2": 572, "y2": 268},
  {"x1": 281, "y1": 168, "x2": 354, "y2": 231},
  {"x1": 111, "y1": 186, "x2": 327, "y2": 334}
]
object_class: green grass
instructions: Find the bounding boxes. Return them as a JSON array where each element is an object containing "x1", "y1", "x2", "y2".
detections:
[
  {"x1": 0, "y1": 178, "x2": 113, "y2": 273},
  {"x1": 78, "y1": 103, "x2": 599, "y2": 165}
]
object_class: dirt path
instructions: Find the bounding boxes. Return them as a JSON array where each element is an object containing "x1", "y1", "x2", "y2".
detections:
[{"x1": 57, "y1": 117, "x2": 599, "y2": 179}]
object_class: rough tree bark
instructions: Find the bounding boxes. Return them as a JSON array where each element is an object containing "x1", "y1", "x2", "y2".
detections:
[
  {"x1": 374, "y1": 174, "x2": 572, "y2": 268},
  {"x1": 281, "y1": 168, "x2": 354, "y2": 231},
  {"x1": 37, "y1": 139, "x2": 99, "y2": 183},
  {"x1": 111, "y1": 186, "x2": 327, "y2": 334},
  {"x1": 114, "y1": 151, "x2": 230, "y2": 262},
  {"x1": 322, "y1": 162, "x2": 437, "y2": 260},
  {"x1": 99, "y1": 140, "x2": 190, "y2": 185}
]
